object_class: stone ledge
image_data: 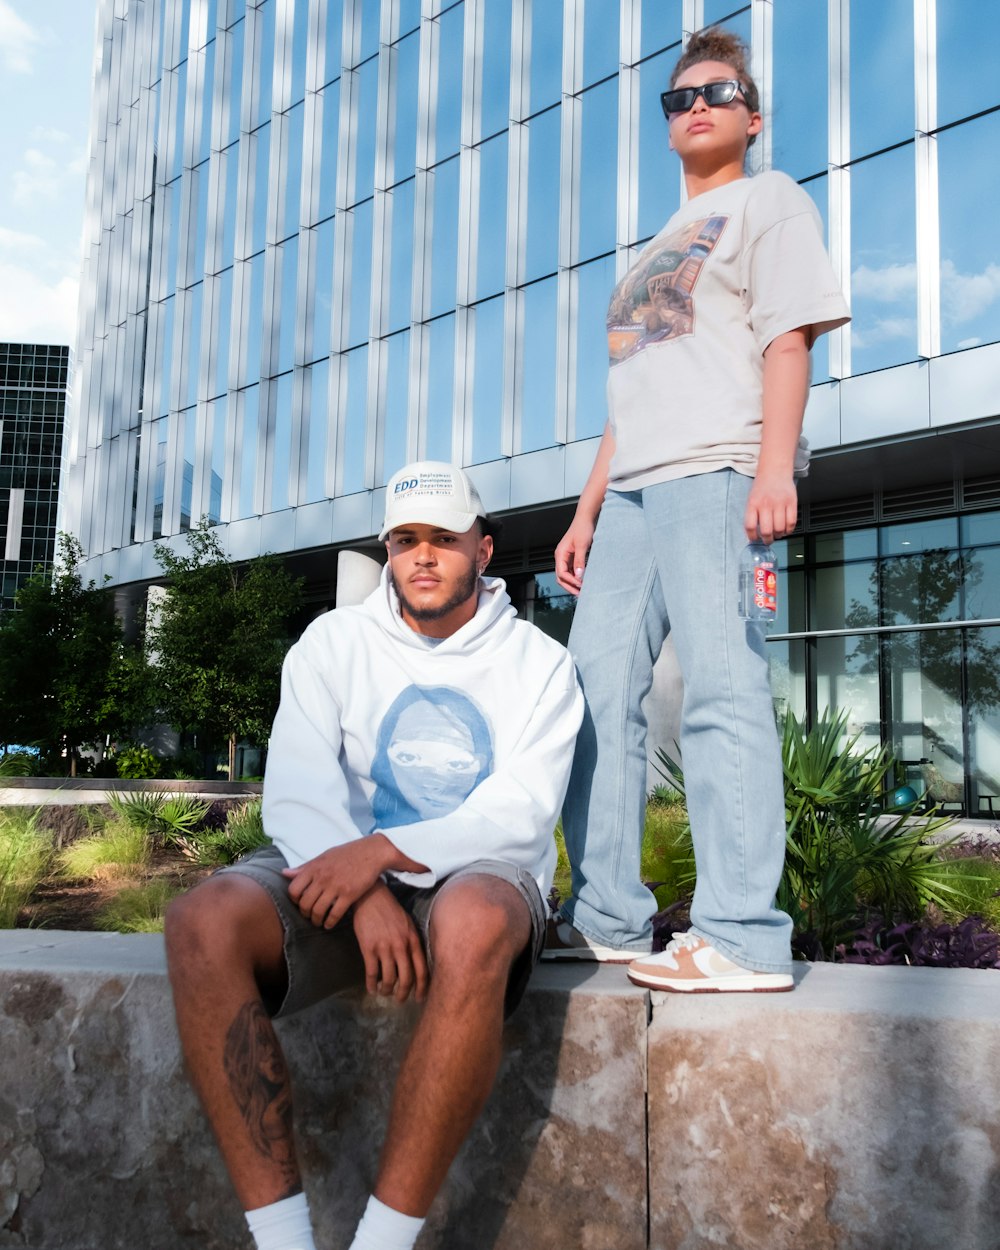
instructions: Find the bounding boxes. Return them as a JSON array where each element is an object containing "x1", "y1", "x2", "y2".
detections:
[{"x1": 2, "y1": 936, "x2": 999, "y2": 1250}]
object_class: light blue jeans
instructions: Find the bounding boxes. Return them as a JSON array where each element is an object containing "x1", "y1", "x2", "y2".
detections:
[{"x1": 560, "y1": 471, "x2": 793, "y2": 973}]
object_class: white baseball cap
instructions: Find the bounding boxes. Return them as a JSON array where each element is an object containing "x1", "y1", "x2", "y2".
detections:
[{"x1": 379, "y1": 461, "x2": 487, "y2": 541}]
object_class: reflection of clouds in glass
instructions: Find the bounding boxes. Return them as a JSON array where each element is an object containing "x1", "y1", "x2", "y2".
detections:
[
  {"x1": 852, "y1": 258, "x2": 1000, "y2": 342},
  {"x1": 372, "y1": 686, "x2": 494, "y2": 827}
]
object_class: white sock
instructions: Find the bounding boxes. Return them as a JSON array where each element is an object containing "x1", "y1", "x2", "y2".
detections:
[
  {"x1": 245, "y1": 1192, "x2": 317, "y2": 1250},
  {"x1": 348, "y1": 1195, "x2": 425, "y2": 1250}
]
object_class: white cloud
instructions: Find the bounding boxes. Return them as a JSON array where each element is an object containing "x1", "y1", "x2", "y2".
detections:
[
  {"x1": 0, "y1": 225, "x2": 47, "y2": 253},
  {"x1": 12, "y1": 148, "x2": 62, "y2": 206},
  {"x1": 0, "y1": 1, "x2": 40, "y2": 74},
  {"x1": 957, "y1": 337, "x2": 983, "y2": 350},
  {"x1": 851, "y1": 262, "x2": 917, "y2": 303},
  {"x1": 0, "y1": 258, "x2": 78, "y2": 347},
  {"x1": 941, "y1": 259, "x2": 1000, "y2": 325},
  {"x1": 850, "y1": 316, "x2": 916, "y2": 349},
  {"x1": 30, "y1": 125, "x2": 71, "y2": 145}
]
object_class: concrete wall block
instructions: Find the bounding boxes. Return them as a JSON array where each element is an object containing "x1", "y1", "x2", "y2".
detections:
[
  {"x1": 647, "y1": 963, "x2": 1000, "y2": 1250},
  {"x1": 1, "y1": 940, "x2": 647, "y2": 1250}
]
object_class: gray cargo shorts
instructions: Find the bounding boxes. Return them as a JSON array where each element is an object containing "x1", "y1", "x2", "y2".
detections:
[{"x1": 216, "y1": 845, "x2": 546, "y2": 1019}]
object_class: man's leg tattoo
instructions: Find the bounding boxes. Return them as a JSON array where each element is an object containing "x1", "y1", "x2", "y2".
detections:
[{"x1": 223, "y1": 1000, "x2": 300, "y2": 1195}]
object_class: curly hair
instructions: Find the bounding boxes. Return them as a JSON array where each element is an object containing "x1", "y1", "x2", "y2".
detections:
[{"x1": 669, "y1": 26, "x2": 760, "y2": 122}]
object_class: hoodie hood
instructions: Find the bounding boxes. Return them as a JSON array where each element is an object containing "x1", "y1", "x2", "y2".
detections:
[{"x1": 363, "y1": 564, "x2": 517, "y2": 656}]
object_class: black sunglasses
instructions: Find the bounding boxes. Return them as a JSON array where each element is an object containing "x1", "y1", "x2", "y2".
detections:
[{"x1": 660, "y1": 79, "x2": 745, "y2": 120}]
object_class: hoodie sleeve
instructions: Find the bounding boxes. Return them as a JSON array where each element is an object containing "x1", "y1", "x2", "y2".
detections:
[
  {"x1": 261, "y1": 631, "x2": 366, "y2": 866},
  {"x1": 380, "y1": 645, "x2": 584, "y2": 887}
]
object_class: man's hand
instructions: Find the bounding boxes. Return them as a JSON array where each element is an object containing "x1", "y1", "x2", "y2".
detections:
[
  {"x1": 282, "y1": 837, "x2": 393, "y2": 929},
  {"x1": 351, "y1": 882, "x2": 429, "y2": 1003}
]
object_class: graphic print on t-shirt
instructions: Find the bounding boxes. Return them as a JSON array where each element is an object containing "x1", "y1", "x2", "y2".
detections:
[
  {"x1": 370, "y1": 685, "x2": 495, "y2": 828},
  {"x1": 607, "y1": 215, "x2": 729, "y2": 365}
]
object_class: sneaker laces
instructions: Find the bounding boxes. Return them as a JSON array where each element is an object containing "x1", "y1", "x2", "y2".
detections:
[{"x1": 663, "y1": 932, "x2": 703, "y2": 955}]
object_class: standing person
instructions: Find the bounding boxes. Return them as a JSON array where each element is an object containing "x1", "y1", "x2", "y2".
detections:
[
  {"x1": 165, "y1": 460, "x2": 582, "y2": 1250},
  {"x1": 545, "y1": 27, "x2": 850, "y2": 990}
]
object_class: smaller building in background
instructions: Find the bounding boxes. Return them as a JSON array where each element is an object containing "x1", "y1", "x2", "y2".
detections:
[{"x1": 0, "y1": 344, "x2": 69, "y2": 611}]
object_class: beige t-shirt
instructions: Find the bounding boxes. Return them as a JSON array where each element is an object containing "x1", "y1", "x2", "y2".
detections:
[{"x1": 605, "y1": 170, "x2": 851, "y2": 491}]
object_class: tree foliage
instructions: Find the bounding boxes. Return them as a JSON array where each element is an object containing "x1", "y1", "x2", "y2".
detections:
[
  {"x1": 0, "y1": 535, "x2": 147, "y2": 773},
  {"x1": 148, "y1": 520, "x2": 303, "y2": 778}
]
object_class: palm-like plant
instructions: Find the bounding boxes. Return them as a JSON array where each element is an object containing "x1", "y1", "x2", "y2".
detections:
[
  {"x1": 779, "y1": 710, "x2": 971, "y2": 955},
  {"x1": 656, "y1": 709, "x2": 980, "y2": 958}
]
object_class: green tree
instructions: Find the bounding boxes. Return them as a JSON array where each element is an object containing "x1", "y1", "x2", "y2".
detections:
[
  {"x1": 0, "y1": 535, "x2": 145, "y2": 774},
  {"x1": 149, "y1": 520, "x2": 303, "y2": 780}
]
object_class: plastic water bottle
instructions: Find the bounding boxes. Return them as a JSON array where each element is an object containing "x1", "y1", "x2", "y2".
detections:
[{"x1": 739, "y1": 541, "x2": 778, "y2": 622}]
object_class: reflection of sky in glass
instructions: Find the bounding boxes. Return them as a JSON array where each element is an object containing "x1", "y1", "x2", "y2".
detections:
[
  {"x1": 937, "y1": 112, "x2": 1000, "y2": 354},
  {"x1": 479, "y1": 0, "x2": 511, "y2": 140},
  {"x1": 157, "y1": 297, "x2": 175, "y2": 418},
  {"x1": 192, "y1": 161, "x2": 210, "y2": 282},
  {"x1": 937, "y1": 2, "x2": 1000, "y2": 125},
  {"x1": 349, "y1": 198, "x2": 374, "y2": 348},
  {"x1": 578, "y1": 78, "x2": 617, "y2": 263},
  {"x1": 435, "y1": 6, "x2": 464, "y2": 162},
  {"x1": 815, "y1": 561, "x2": 877, "y2": 630},
  {"x1": 881, "y1": 516, "x2": 958, "y2": 557},
  {"x1": 238, "y1": 385, "x2": 259, "y2": 520},
  {"x1": 209, "y1": 395, "x2": 226, "y2": 523},
  {"x1": 271, "y1": 372, "x2": 292, "y2": 511},
  {"x1": 222, "y1": 23, "x2": 244, "y2": 148},
  {"x1": 276, "y1": 235, "x2": 298, "y2": 373},
  {"x1": 575, "y1": 254, "x2": 615, "y2": 440},
  {"x1": 169, "y1": 61, "x2": 188, "y2": 181},
  {"x1": 288, "y1": 0, "x2": 309, "y2": 106},
  {"x1": 583, "y1": 0, "x2": 618, "y2": 87},
  {"x1": 850, "y1": 145, "x2": 917, "y2": 375},
  {"x1": 639, "y1": 0, "x2": 681, "y2": 62},
  {"x1": 524, "y1": 106, "x2": 560, "y2": 281},
  {"x1": 219, "y1": 143, "x2": 239, "y2": 267},
  {"x1": 315, "y1": 81, "x2": 340, "y2": 223},
  {"x1": 305, "y1": 357, "x2": 329, "y2": 503},
  {"x1": 357, "y1": 0, "x2": 380, "y2": 66},
  {"x1": 961, "y1": 512, "x2": 1000, "y2": 548},
  {"x1": 184, "y1": 282, "x2": 204, "y2": 409},
  {"x1": 343, "y1": 345, "x2": 368, "y2": 492},
  {"x1": 352, "y1": 59, "x2": 379, "y2": 207},
  {"x1": 472, "y1": 295, "x2": 505, "y2": 463},
  {"x1": 195, "y1": 40, "x2": 216, "y2": 166},
  {"x1": 528, "y1": 0, "x2": 563, "y2": 118},
  {"x1": 426, "y1": 315, "x2": 456, "y2": 462},
  {"x1": 849, "y1": 0, "x2": 913, "y2": 157},
  {"x1": 382, "y1": 331, "x2": 410, "y2": 485},
  {"x1": 430, "y1": 157, "x2": 460, "y2": 318},
  {"x1": 250, "y1": 123, "x2": 271, "y2": 256},
  {"x1": 308, "y1": 216, "x2": 334, "y2": 362},
  {"x1": 398, "y1": 0, "x2": 421, "y2": 39},
  {"x1": 213, "y1": 267, "x2": 233, "y2": 398},
  {"x1": 389, "y1": 179, "x2": 415, "y2": 333},
  {"x1": 244, "y1": 252, "x2": 265, "y2": 383},
  {"x1": 476, "y1": 132, "x2": 508, "y2": 300},
  {"x1": 636, "y1": 49, "x2": 679, "y2": 243},
  {"x1": 323, "y1": 0, "x2": 344, "y2": 87},
  {"x1": 391, "y1": 31, "x2": 420, "y2": 185},
  {"x1": 963, "y1": 549, "x2": 1000, "y2": 620},
  {"x1": 281, "y1": 101, "x2": 304, "y2": 241},
  {"x1": 771, "y1": 2, "x2": 826, "y2": 180},
  {"x1": 519, "y1": 278, "x2": 557, "y2": 453},
  {"x1": 800, "y1": 175, "x2": 831, "y2": 381},
  {"x1": 252, "y1": 2, "x2": 275, "y2": 131}
]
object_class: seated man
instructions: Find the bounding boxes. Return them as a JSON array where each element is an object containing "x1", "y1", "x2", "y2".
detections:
[{"x1": 165, "y1": 460, "x2": 583, "y2": 1250}]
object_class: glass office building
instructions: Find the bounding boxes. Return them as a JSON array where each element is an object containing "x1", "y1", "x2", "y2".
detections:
[
  {"x1": 65, "y1": 0, "x2": 1000, "y2": 808},
  {"x1": 1, "y1": 344, "x2": 68, "y2": 612}
]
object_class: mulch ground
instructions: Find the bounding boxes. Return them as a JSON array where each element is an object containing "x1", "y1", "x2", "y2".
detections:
[{"x1": 16, "y1": 847, "x2": 214, "y2": 931}]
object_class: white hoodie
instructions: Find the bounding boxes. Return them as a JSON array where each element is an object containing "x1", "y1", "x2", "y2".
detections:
[{"x1": 262, "y1": 568, "x2": 583, "y2": 897}]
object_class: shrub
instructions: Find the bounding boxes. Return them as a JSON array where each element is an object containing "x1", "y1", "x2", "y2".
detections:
[
  {"x1": 838, "y1": 915, "x2": 1000, "y2": 970},
  {"x1": 114, "y1": 743, "x2": 161, "y2": 779},
  {"x1": 0, "y1": 809, "x2": 53, "y2": 927},
  {"x1": 57, "y1": 819, "x2": 151, "y2": 881},
  {"x1": 95, "y1": 880, "x2": 182, "y2": 933},
  {"x1": 108, "y1": 789, "x2": 210, "y2": 839},
  {"x1": 170, "y1": 799, "x2": 269, "y2": 866},
  {"x1": 653, "y1": 710, "x2": 985, "y2": 960},
  {"x1": 0, "y1": 751, "x2": 38, "y2": 777}
]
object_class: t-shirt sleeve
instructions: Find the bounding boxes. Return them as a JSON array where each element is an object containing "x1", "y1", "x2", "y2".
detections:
[{"x1": 743, "y1": 180, "x2": 851, "y2": 353}]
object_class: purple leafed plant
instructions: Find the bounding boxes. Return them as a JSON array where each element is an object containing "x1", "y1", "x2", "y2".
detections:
[{"x1": 836, "y1": 914, "x2": 1000, "y2": 969}]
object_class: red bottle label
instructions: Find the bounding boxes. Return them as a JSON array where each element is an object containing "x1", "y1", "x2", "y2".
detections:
[{"x1": 753, "y1": 565, "x2": 777, "y2": 614}]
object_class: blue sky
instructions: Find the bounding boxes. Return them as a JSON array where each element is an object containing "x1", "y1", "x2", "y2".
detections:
[{"x1": 0, "y1": 0, "x2": 100, "y2": 349}]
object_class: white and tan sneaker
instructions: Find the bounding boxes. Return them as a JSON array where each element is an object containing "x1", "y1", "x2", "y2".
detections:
[
  {"x1": 627, "y1": 932, "x2": 794, "y2": 992},
  {"x1": 542, "y1": 918, "x2": 640, "y2": 964}
]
